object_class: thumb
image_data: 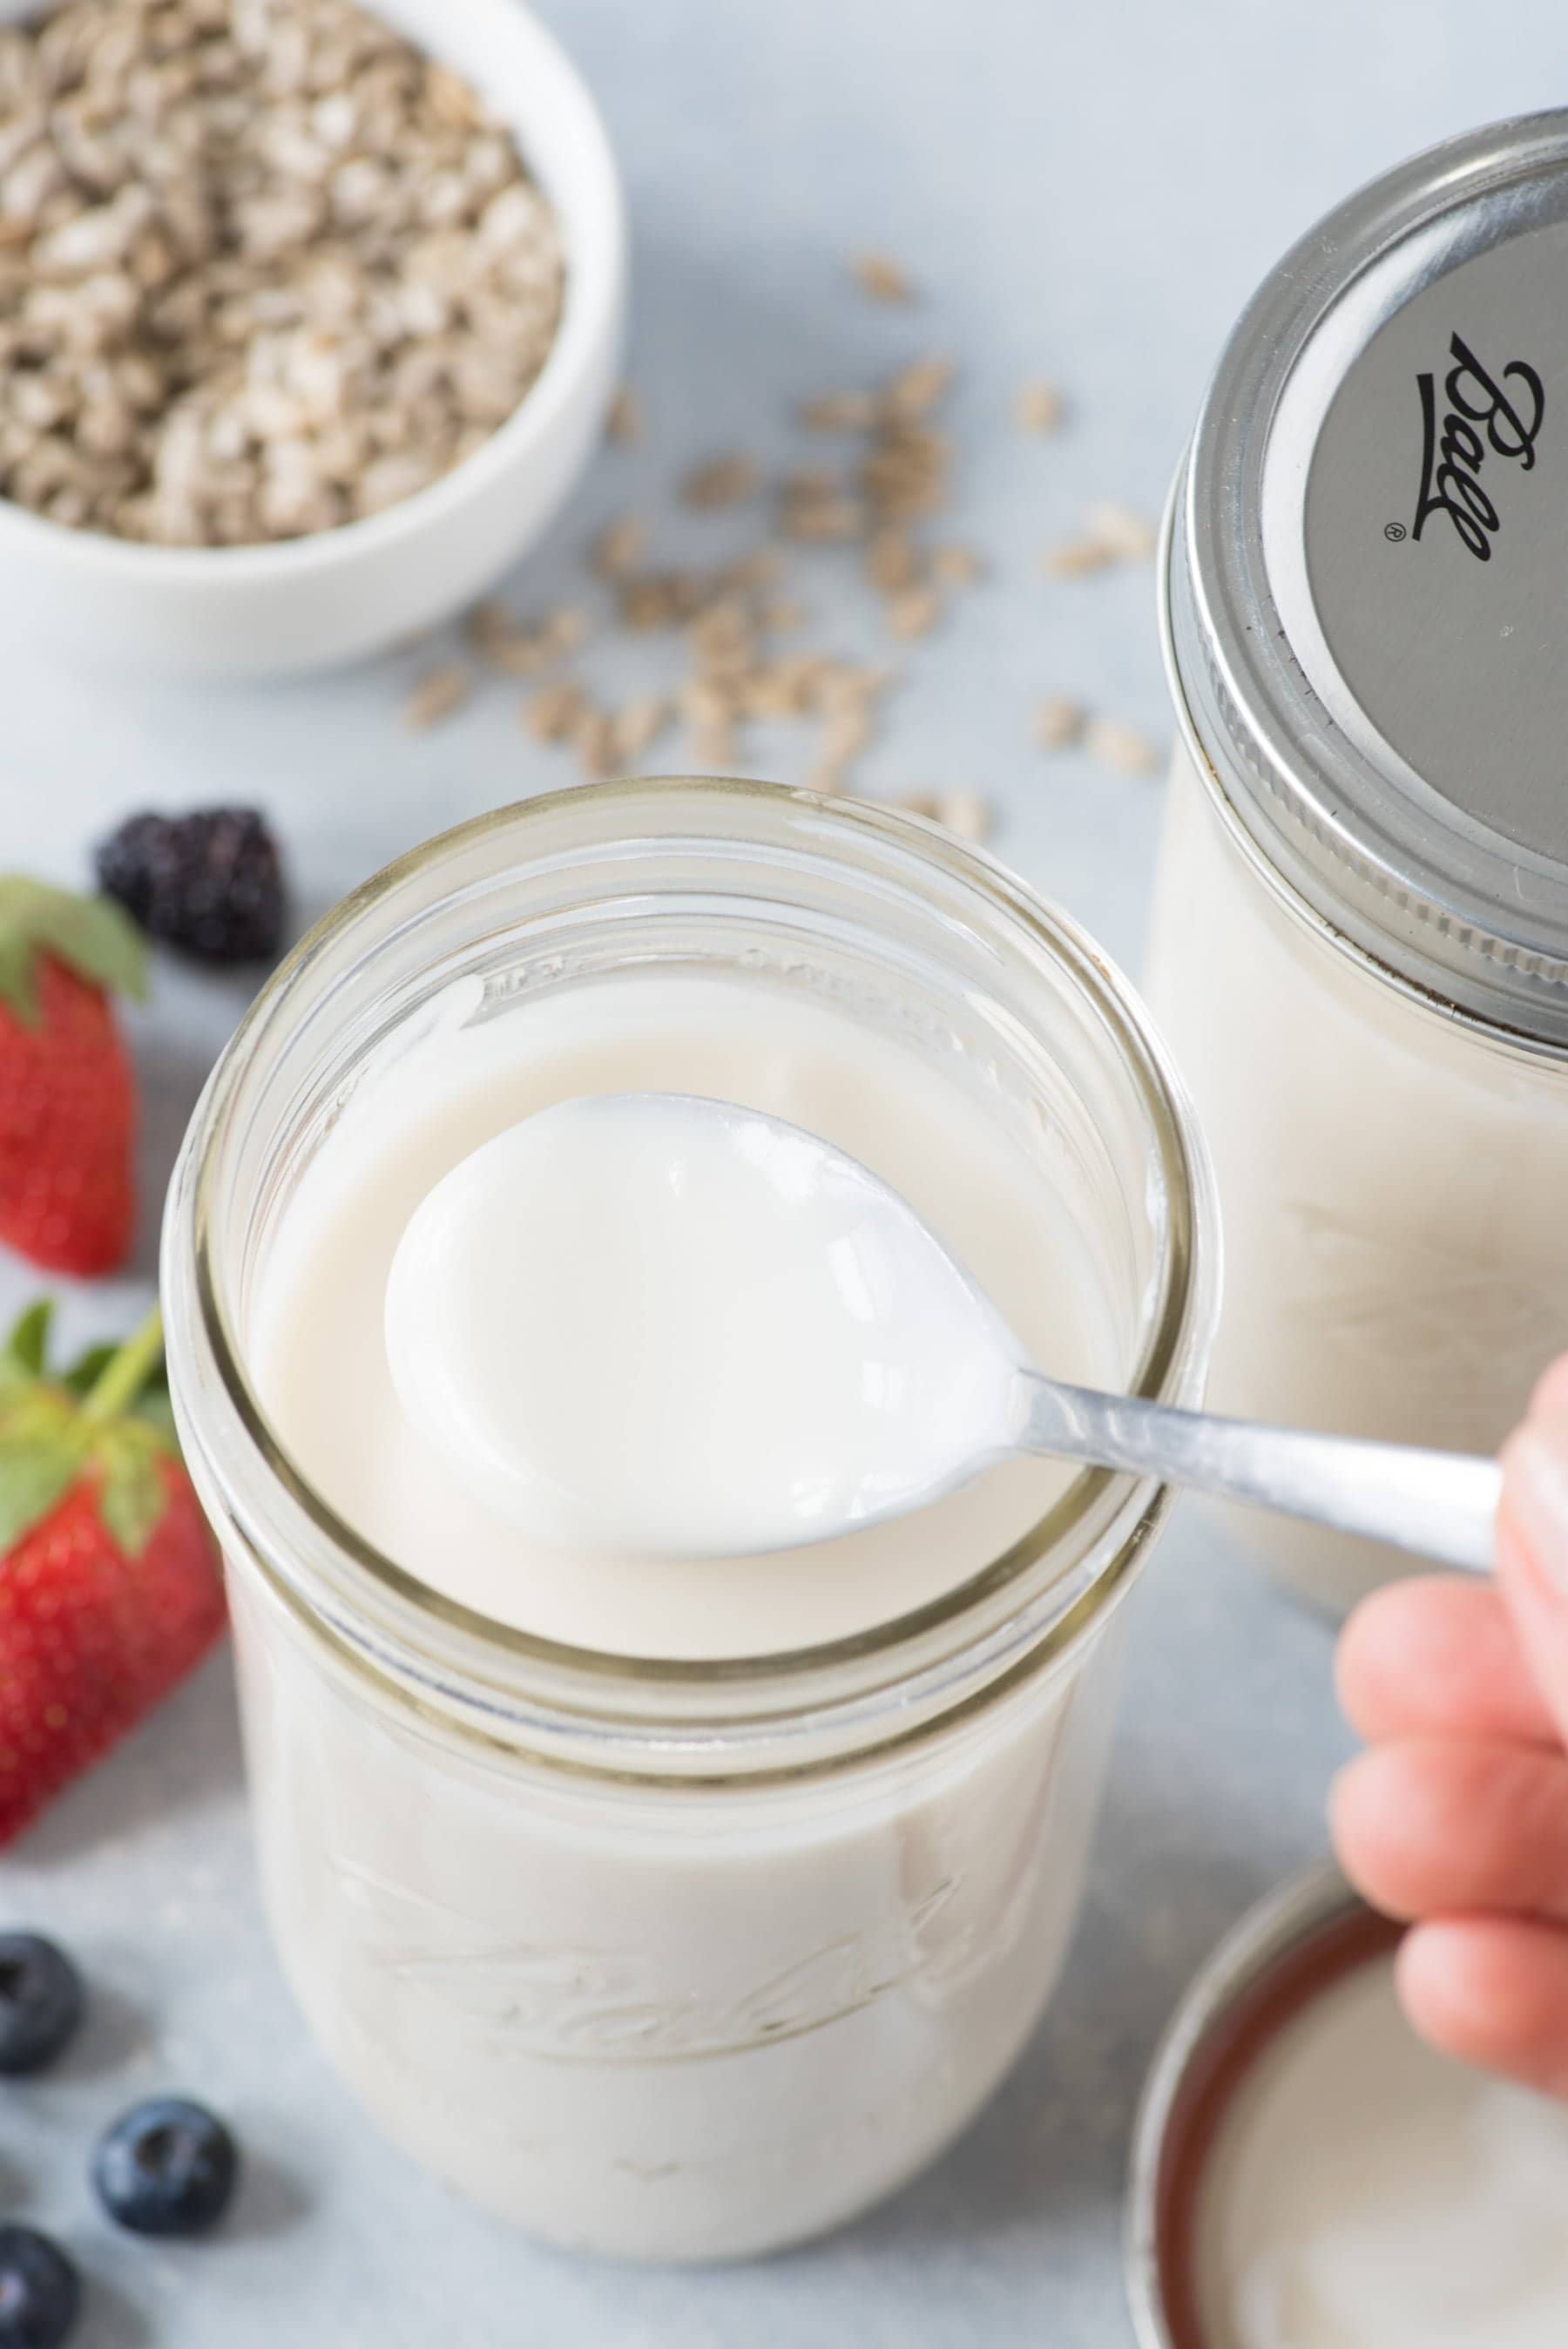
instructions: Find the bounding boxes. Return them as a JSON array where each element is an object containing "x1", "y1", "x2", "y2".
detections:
[{"x1": 1496, "y1": 1360, "x2": 1568, "y2": 1750}]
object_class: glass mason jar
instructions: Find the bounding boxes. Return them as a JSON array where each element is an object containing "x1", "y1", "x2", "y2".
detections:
[
  {"x1": 162, "y1": 778, "x2": 1216, "y2": 2262},
  {"x1": 1147, "y1": 112, "x2": 1568, "y2": 1617}
]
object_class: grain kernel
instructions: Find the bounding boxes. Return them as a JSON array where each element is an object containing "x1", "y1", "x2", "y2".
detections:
[
  {"x1": 1042, "y1": 538, "x2": 1115, "y2": 579},
  {"x1": 680, "y1": 452, "x2": 759, "y2": 510},
  {"x1": 1035, "y1": 696, "x2": 1085, "y2": 750},
  {"x1": 1085, "y1": 716, "x2": 1160, "y2": 776},
  {"x1": 936, "y1": 789, "x2": 990, "y2": 841},
  {"x1": 1085, "y1": 499, "x2": 1158, "y2": 559},
  {"x1": 591, "y1": 514, "x2": 645, "y2": 579},
  {"x1": 852, "y1": 251, "x2": 915, "y2": 303},
  {"x1": 606, "y1": 385, "x2": 642, "y2": 444},
  {"x1": 1017, "y1": 380, "x2": 1064, "y2": 434},
  {"x1": 887, "y1": 585, "x2": 940, "y2": 640},
  {"x1": 402, "y1": 663, "x2": 470, "y2": 730}
]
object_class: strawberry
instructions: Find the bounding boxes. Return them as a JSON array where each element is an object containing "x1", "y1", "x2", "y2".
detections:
[
  {"x1": 0, "y1": 1301, "x2": 224, "y2": 1847},
  {"x1": 0, "y1": 877, "x2": 147, "y2": 1276}
]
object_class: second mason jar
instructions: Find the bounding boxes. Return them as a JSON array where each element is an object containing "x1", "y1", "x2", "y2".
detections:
[
  {"x1": 1149, "y1": 109, "x2": 1568, "y2": 1616},
  {"x1": 162, "y1": 780, "x2": 1215, "y2": 2261}
]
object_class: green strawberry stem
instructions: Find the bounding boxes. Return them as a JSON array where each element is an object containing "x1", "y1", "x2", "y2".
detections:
[
  {"x1": 80, "y1": 1304, "x2": 164, "y2": 1427},
  {"x1": 0, "y1": 877, "x2": 147, "y2": 1027}
]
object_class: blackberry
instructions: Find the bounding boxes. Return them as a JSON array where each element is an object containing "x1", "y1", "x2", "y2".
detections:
[{"x1": 94, "y1": 809, "x2": 284, "y2": 965}]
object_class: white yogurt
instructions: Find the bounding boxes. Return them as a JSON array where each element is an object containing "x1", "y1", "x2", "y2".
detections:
[
  {"x1": 165, "y1": 778, "x2": 1215, "y2": 2261},
  {"x1": 383, "y1": 1093, "x2": 1022, "y2": 1558},
  {"x1": 1152, "y1": 119, "x2": 1568, "y2": 1615},
  {"x1": 253, "y1": 971, "x2": 1112, "y2": 1657},
  {"x1": 1147, "y1": 754, "x2": 1568, "y2": 1615},
  {"x1": 226, "y1": 967, "x2": 1143, "y2": 2256},
  {"x1": 1197, "y1": 1955, "x2": 1568, "y2": 2348}
]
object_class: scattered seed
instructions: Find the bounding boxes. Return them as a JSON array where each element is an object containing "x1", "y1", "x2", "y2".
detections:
[
  {"x1": 860, "y1": 424, "x2": 950, "y2": 520},
  {"x1": 679, "y1": 677, "x2": 737, "y2": 734},
  {"x1": 610, "y1": 694, "x2": 669, "y2": 764},
  {"x1": 821, "y1": 702, "x2": 872, "y2": 762},
  {"x1": 681, "y1": 453, "x2": 759, "y2": 510},
  {"x1": 591, "y1": 515, "x2": 645, "y2": 579},
  {"x1": 721, "y1": 548, "x2": 781, "y2": 593},
  {"x1": 403, "y1": 664, "x2": 470, "y2": 731},
  {"x1": 619, "y1": 576, "x2": 679, "y2": 631},
  {"x1": 1035, "y1": 696, "x2": 1085, "y2": 750},
  {"x1": 853, "y1": 251, "x2": 915, "y2": 304},
  {"x1": 464, "y1": 600, "x2": 515, "y2": 650},
  {"x1": 1017, "y1": 380, "x2": 1064, "y2": 435},
  {"x1": 1085, "y1": 716, "x2": 1161, "y2": 776},
  {"x1": 573, "y1": 708, "x2": 618, "y2": 779},
  {"x1": 816, "y1": 659, "x2": 893, "y2": 713},
  {"x1": 479, "y1": 626, "x2": 550, "y2": 677},
  {"x1": 688, "y1": 599, "x2": 756, "y2": 681},
  {"x1": 866, "y1": 529, "x2": 921, "y2": 593},
  {"x1": 1043, "y1": 537, "x2": 1116, "y2": 579},
  {"x1": 882, "y1": 355, "x2": 954, "y2": 420},
  {"x1": 781, "y1": 655, "x2": 832, "y2": 707},
  {"x1": 781, "y1": 466, "x2": 838, "y2": 504},
  {"x1": 1085, "y1": 499, "x2": 1158, "y2": 560},
  {"x1": 523, "y1": 680, "x2": 589, "y2": 742},
  {"x1": 465, "y1": 600, "x2": 566, "y2": 675},
  {"x1": 740, "y1": 665, "x2": 799, "y2": 721},
  {"x1": 929, "y1": 543, "x2": 982, "y2": 588},
  {"x1": 543, "y1": 604, "x2": 589, "y2": 656},
  {"x1": 936, "y1": 789, "x2": 990, "y2": 841},
  {"x1": 693, "y1": 725, "x2": 738, "y2": 768},
  {"x1": 781, "y1": 493, "x2": 865, "y2": 544},
  {"x1": 400, "y1": 301, "x2": 978, "y2": 788},
  {"x1": 887, "y1": 585, "x2": 941, "y2": 640},
  {"x1": 799, "y1": 389, "x2": 878, "y2": 432},
  {"x1": 606, "y1": 386, "x2": 643, "y2": 445}
]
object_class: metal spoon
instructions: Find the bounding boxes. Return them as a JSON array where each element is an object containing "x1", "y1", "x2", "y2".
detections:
[{"x1": 388, "y1": 1094, "x2": 1503, "y2": 1570}]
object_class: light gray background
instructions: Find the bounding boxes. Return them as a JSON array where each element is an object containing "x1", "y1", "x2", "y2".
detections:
[{"x1": 2, "y1": 4, "x2": 1558, "y2": 2342}]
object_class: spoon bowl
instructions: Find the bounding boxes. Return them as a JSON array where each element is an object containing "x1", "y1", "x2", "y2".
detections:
[{"x1": 384, "y1": 1093, "x2": 1503, "y2": 1571}]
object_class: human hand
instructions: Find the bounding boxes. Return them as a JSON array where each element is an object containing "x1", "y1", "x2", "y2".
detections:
[{"x1": 1332, "y1": 1358, "x2": 1568, "y2": 2097}]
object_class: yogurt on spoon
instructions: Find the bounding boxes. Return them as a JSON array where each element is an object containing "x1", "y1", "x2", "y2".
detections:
[
  {"x1": 386, "y1": 1090, "x2": 1503, "y2": 1572},
  {"x1": 384, "y1": 1093, "x2": 1024, "y2": 1557}
]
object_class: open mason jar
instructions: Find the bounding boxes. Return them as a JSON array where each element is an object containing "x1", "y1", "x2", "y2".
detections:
[
  {"x1": 1149, "y1": 112, "x2": 1568, "y2": 1617},
  {"x1": 162, "y1": 778, "x2": 1215, "y2": 2262}
]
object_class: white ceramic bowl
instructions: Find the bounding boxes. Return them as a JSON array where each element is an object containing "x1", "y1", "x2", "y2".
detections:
[{"x1": 0, "y1": 0, "x2": 626, "y2": 678}]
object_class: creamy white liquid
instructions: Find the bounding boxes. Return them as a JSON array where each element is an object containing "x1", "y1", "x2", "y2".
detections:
[
  {"x1": 232, "y1": 966, "x2": 1136, "y2": 2257},
  {"x1": 384, "y1": 1093, "x2": 1022, "y2": 1558},
  {"x1": 1198, "y1": 1957, "x2": 1568, "y2": 2349},
  {"x1": 253, "y1": 971, "x2": 1112, "y2": 1655},
  {"x1": 1147, "y1": 748, "x2": 1568, "y2": 1615}
]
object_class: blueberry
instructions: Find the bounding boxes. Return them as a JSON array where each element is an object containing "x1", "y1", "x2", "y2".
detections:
[
  {"x1": 0, "y1": 1938, "x2": 82, "y2": 2078},
  {"x1": 92, "y1": 2098, "x2": 238, "y2": 2237},
  {"x1": 0, "y1": 2225, "x2": 79, "y2": 2349}
]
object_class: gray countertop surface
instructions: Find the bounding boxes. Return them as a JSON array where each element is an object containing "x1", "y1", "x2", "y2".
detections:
[{"x1": 1, "y1": 1, "x2": 1555, "y2": 2339}]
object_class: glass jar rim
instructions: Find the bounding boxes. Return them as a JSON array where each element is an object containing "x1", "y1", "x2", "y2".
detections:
[{"x1": 164, "y1": 777, "x2": 1217, "y2": 1763}]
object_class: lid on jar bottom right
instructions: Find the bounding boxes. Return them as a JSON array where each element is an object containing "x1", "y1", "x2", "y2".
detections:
[
  {"x1": 1132, "y1": 1869, "x2": 1568, "y2": 2349},
  {"x1": 1166, "y1": 108, "x2": 1568, "y2": 1041},
  {"x1": 1197, "y1": 1949, "x2": 1568, "y2": 2346}
]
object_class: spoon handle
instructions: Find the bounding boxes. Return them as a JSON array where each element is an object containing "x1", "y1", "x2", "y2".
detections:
[{"x1": 1015, "y1": 1375, "x2": 1502, "y2": 1575}]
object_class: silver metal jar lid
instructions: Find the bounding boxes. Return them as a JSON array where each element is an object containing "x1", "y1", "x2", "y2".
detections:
[
  {"x1": 1164, "y1": 110, "x2": 1568, "y2": 1042},
  {"x1": 1125, "y1": 1861, "x2": 1398, "y2": 2349}
]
